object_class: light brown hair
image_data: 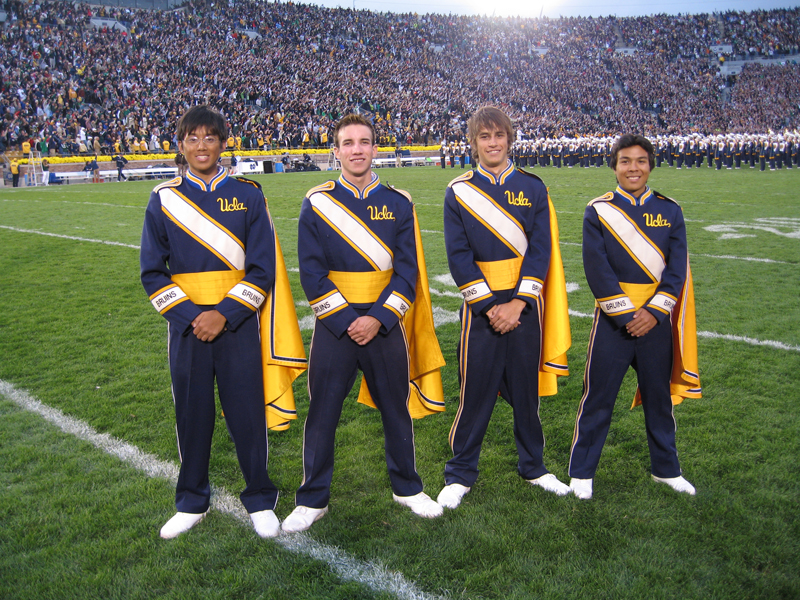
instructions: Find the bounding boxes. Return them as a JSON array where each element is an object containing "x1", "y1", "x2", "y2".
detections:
[
  {"x1": 467, "y1": 106, "x2": 515, "y2": 162},
  {"x1": 333, "y1": 114, "x2": 376, "y2": 148}
]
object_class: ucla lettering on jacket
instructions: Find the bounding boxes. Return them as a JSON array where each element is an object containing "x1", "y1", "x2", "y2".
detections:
[{"x1": 217, "y1": 196, "x2": 248, "y2": 212}]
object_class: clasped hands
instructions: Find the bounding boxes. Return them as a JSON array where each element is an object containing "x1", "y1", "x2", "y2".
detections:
[{"x1": 486, "y1": 298, "x2": 526, "y2": 335}]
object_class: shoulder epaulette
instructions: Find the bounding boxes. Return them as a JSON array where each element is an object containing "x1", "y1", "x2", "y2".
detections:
[
  {"x1": 235, "y1": 176, "x2": 262, "y2": 190},
  {"x1": 587, "y1": 191, "x2": 615, "y2": 206},
  {"x1": 153, "y1": 176, "x2": 182, "y2": 192},
  {"x1": 447, "y1": 170, "x2": 474, "y2": 188},
  {"x1": 515, "y1": 168, "x2": 544, "y2": 183},
  {"x1": 306, "y1": 180, "x2": 336, "y2": 196},
  {"x1": 385, "y1": 184, "x2": 413, "y2": 203},
  {"x1": 652, "y1": 190, "x2": 679, "y2": 205}
]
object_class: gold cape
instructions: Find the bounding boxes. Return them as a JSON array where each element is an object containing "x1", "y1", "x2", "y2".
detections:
[
  {"x1": 537, "y1": 195, "x2": 572, "y2": 396},
  {"x1": 631, "y1": 260, "x2": 702, "y2": 408},
  {"x1": 260, "y1": 232, "x2": 308, "y2": 430},
  {"x1": 356, "y1": 208, "x2": 446, "y2": 418}
]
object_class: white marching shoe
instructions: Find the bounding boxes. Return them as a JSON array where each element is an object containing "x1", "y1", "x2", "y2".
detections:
[
  {"x1": 160, "y1": 511, "x2": 208, "y2": 539},
  {"x1": 569, "y1": 478, "x2": 593, "y2": 500},
  {"x1": 281, "y1": 505, "x2": 329, "y2": 533},
  {"x1": 436, "y1": 483, "x2": 471, "y2": 509},
  {"x1": 393, "y1": 492, "x2": 443, "y2": 518},
  {"x1": 652, "y1": 475, "x2": 696, "y2": 496},
  {"x1": 528, "y1": 473, "x2": 571, "y2": 496},
  {"x1": 250, "y1": 509, "x2": 281, "y2": 538}
]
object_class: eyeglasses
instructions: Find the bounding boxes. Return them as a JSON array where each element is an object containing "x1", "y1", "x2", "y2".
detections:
[{"x1": 183, "y1": 136, "x2": 220, "y2": 147}]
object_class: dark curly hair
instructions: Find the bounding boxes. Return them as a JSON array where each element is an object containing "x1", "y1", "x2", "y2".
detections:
[{"x1": 609, "y1": 134, "x2": 655, "y2": 170}]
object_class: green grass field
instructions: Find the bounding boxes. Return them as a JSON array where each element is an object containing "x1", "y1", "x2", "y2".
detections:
[{"x1": 1, "y1": 164, "x2": 798, "y2": 600}]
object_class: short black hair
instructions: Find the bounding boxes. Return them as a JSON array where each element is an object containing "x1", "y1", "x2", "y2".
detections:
[
  {"x1": 609, "y1": 134, "x2": 655, "y2": 170},
  {"x1": 176, "y1": 105, "x2": 228, "y2": 142}
]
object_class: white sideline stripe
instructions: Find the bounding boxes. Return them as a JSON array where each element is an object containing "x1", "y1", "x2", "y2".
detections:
[
  {"x1": 696, "y1": 331, "x2": 800, "y2": 352},
  {"x1": 0, "y1": 380, "x2": 447, "y2": 600},
  {"x1": 693, "y1": 253, "x2": 791, "y2": 265},
  {"x1": 0, "y1": 225, "x2": 141, "y2": 249},
  {"x1": 5, "y1": 227, "x2": 797, "y2": 352},
  {"x1": 2, "y1": 198, "x2": 144, "y2": 209},
  {"x1": 686, "y1": 201, "x2": 759, "y2": 207},
  {"x1": 565, "y1": 309, "x2": 799, "y2": 351}
]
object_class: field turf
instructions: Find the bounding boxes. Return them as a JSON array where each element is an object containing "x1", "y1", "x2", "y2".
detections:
[{"x1": 1, "y1": 164, "x2": 798, "y2": 599}]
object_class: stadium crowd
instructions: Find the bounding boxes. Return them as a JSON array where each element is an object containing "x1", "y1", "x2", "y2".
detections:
[{"x1": 1, "y1": 0, "x2": 799, "y2": 157}]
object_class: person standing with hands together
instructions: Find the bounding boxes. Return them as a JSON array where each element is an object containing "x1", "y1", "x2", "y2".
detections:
[
  {"x1": 438, "y1": 106, "x2": 572, "y2": 510},
  {"x1": 282, "y1": 114, "x2": 445, "y2": 533},
  {"x1": 141, "y1": 105, "x2": 305, "y2": 539},
  {"x1": 569, "y1": 134, "x2": 701, "y2": 500}
]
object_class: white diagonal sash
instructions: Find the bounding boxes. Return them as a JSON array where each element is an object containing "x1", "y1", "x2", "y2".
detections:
[
  {"x1": 309, "y1": 192, "x2": 393, "y2": 271},
  {"x1": 452, "y1": 182, "x2": 528, "y2": 257},
  {"x1": 593, "y1": 202, "x2": 666, "y2": 282},
  {"x1": 159, "y1": 188, "x2": 245, "y2": 270}
]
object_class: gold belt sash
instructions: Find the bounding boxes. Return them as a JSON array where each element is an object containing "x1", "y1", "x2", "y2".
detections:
[
  {"x1": 476, "y1": 257, "x2": 523, "y2": 291},
  {"x1": 619, "y1": 282, "x2": 659, "y2": 310},
  {"x1": 328, "y1": 269, "x2": 393, "y2": 303},
  {"x1": 172, "y1": 269, "x2": 245, "y2": 304}
]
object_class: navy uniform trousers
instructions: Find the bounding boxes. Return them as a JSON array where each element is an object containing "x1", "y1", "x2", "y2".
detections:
[
  {"x1": 445, "y1": 291, "x2": 549, "y2": 487},
  {"x1": 296, "y1": 312, "x2": 423, "y2": 509},
  {"x1": 169, "y1": 309, "x2": 278, "y2": 514},
  {"x1": 569, "y1": 308, "x2": 680, "y2": 480}
]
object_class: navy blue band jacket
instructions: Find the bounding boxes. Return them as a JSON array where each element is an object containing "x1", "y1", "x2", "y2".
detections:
[
  {"x1": 140, "y1": 167, "x2": 306, "y2": 430},
  {"x1": 298, "y1": 172, "x2": 445, "y2": 417},
  {"x1": 583, "y1": 185, "x2": 701, "y2": 405},
  {"x1": 444, "y1": 161, "x2": 571, "y2": 395}
]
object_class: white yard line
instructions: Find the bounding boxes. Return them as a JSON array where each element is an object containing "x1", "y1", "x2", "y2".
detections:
[
  {"x1": 0, "y1": 379, "x2": 447, "y2": 600},
  {"x1": 429, "y1": 287, "x2": 463, "y2": 299}
]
